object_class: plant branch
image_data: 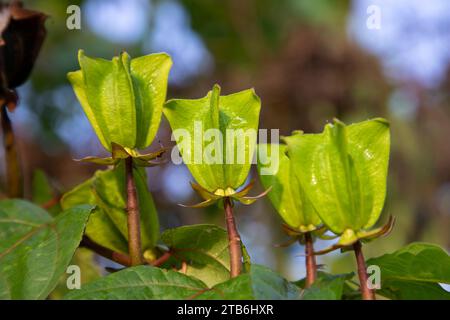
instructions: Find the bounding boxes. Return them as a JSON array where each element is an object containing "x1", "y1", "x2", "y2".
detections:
[
  {"x1": 149, "y1": 250, "x2": 172, "y2": 267},
  {"x1": 41, "y1": 195, "x2": 61, "y2": 210},
  {"x1": 80, "y1": 236, "x2": 172, "y2": 268},
  {"x1": 304, "y1": 232, "x2": 317, "y2": 288},
  {"x1": 1, "y1": 105, "x2": 22, "y2": 198},
  {"x1": 224, "y1": 197, "x2": 242, "y2": 278},
  {"x1": 125, "y1": 157, "x2": 144, "y2": 266},
  {"x1": 353, "y1": 240, "x2": 375, "y2": 300},
  {"x1": 80, "y1": 236, "x2": 131, "y2": 266}
]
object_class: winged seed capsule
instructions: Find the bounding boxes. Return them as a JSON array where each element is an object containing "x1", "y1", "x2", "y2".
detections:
[
  {"x1": 67, "y1": 50, "x2": 172, "y2": 165},
  {"x1": 163, "y1": 84, "x2": 269, "y2": 207},
  {"x1": 283, "y1": 118, "x2": 394, "y2": 253}
]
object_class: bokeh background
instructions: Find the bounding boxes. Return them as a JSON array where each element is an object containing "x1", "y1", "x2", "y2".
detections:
[{"x1": 2, "y1": 0, "x2": 450, "y2": 284}]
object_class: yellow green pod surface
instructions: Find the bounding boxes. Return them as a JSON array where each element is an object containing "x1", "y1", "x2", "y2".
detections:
[
  {"x1": 68, "y1": 50, "x2": 172, "y2": 152},
  {"x1": 284, "y1": 118, "x2": 390, "y2": 245},
  {"x1": 257, "y1": 143, "x2": 322, "y2": 233},
  {"x1": 164, "y1": 84, "x2": 261, "y2": 196}
]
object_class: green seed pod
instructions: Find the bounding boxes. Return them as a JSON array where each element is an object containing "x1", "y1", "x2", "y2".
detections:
[
  {"x1": 284, "y1": 118, "x2": 392, "y2": 251},
  {"x1": 257, "y1": 143, "x2": 322, "y2": 234},
  {"x1": 67, "y1": 50, "x2": 172, "y2": 164},
  {"x1": 164, "y1": 84, "x2": 268, "y2": 207}
]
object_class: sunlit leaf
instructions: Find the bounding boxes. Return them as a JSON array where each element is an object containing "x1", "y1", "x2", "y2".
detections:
[{"x1": 367, "y1": 242, "x2": 450, "y2": 300}]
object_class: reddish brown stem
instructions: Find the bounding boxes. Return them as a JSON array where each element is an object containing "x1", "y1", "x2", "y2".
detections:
[
  {"x1": 1, "y1": 105, "x2": 22, "y2": 198},
  {"x1": 149, "y1": 251, "x2": 172, "y2": 267},
  {"x1": 125, "y1": 157, "x2": 144, "y2": 266},
  {"x1": 81, "y1": 236, "x2": 171, "y2": 267},
  {"x1": 41, "y1": 195, "x2": 61, "y2": 210},
  {"x1": 224, "y1": 197, "x2": 242, "y2": 278},
  {"x1": 304, "y1": 232, "x2": 317, "y2": 288},
  {"x1": 353, "y1": 241, "x2": 375, "y2": 300},
  {"x1": 81, "y1": 236, "x2": 131, "y2": 266}
]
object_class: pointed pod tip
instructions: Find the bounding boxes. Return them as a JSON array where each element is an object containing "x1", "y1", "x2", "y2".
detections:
[
  {"x1": 373, "y1": 117, "x2": 390, "y2": 127},
  {"x1": 66, "y1": 70, "x2": 79, "y2": 82},
  {"x1": 119, "y1": 51, "x2": 131, "y2": 65},
  {"x1": 158, "y1": 51, "x2": 171, "y2": 59},
  {"x1": 249, "y1": 87, "x2": 260, "y2": 101},
  {"x1": 347, "y1": 117, "x2": 390, "y2": 129},
  {"x1": 77, "y1": 49, "x2": 85, "y2": 60},
  {"x1": 332, "y1": 118, "x2": 346, "y2": 127},
  {"x1": 77, "y1": 49, "x2": 92, "y2": 68},
  {"x1": 159, "y1": 52, "x2": 173, "y2": 67},
  {"x1": 291, "y1": 130, "x2": 304, "y2": 136},
  {"x1": 211, "y1": 84, "x2": 221, "y2": 98},
  {"x1": 212, "y1": 83, "x2": 221, "y2": 91}
]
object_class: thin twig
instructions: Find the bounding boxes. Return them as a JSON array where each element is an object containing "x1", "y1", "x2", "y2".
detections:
[
  {"x1": 80, "y1": 236, "x2": 131, "y2": 266},
  {"x1": 304, "y1": 232, "x2": 317, "y2": 288},
  {"x1": 149, "y1": 250, "x2": 172, "y2": 267},
  {"x1": 1, "y1": 105, "x2": 22, "y2": 198},
  {"x1": 353, "y1": 240, "x2": 375, "y2": 300},
  {"x1": 41, "y1": 195, "x2": 61, "y2": 210},
  {"x1": 80, "y1": 236, "x2": 172, "y2": 268},
  {"x1": 125, "y1": 157, "x2": 144, "y2": 265},
  {"x1": 224, "y1": 197, "x2": 242, "y2": 278}
]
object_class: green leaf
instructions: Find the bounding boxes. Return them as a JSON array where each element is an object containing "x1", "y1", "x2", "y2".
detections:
[
  {"x1": 375, "y1": 280, "x2": 450, "y2": 300},
  {"x1": 196, "y1": 265, "x2": 299, "y2": 299},
  {"x1": 257, "y1": 143, "x2": 321, "y2": 232},
  {"x1": 31, "y1": 169, "x2": 61, "y2": 216},
  {"x1": 61, "y1": 165, "x2": 159, "y2": 254},
  {"x1": 284, "y1": 118, "x2": 390, "y2": 236},
  {"x1": 68, "y1": 50, "x2": 171, "y2": 151},
  {"x1": 61, "y1": 172, "x2": 127, "y2": 254},
  {"x1": 31, "y1": 169, "x2": 53, "y2": 205},
  {"x1": 367, "y1": 242, "x2": 450, "y2": 300},
  {"x1": 164, "y1": 84, "x2": 261, "y2": 193},
  {"x1": 161, "y1": 224, "x2": 251, "y2": 287},
  {"x1": 0, "y1": 199, "x2": 93, "y2": 299},
  {"x1": 48, "y1": 248, "x2": 102, "y2": 299},
  {"x1": 64, "y1": 265, "x2": 207, "y2": 300},
  {"x1": 295, "y1": 272, "x2": 354, "y2": 300}
]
